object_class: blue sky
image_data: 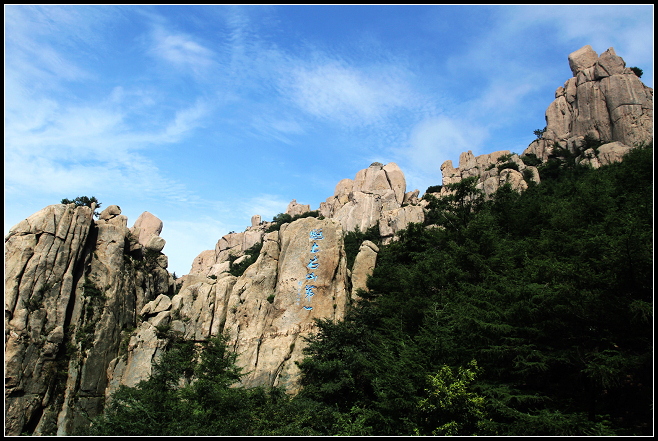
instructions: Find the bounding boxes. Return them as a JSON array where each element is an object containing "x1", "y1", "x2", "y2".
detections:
[{"x1": 5, "y1": 5, "x2": 654, "y2": 276}]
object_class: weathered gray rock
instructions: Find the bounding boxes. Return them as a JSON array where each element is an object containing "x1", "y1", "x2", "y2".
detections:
[
  {"x1": 576, "y1": 141, "x2": 634, "y2": 169},
  {"x1": 593, "y1": 47, "x2": 626, "y2": 80},
  {"x1": 208, "y1": 261, "x2": 232, "y2": 277},
  {"x1": 383, "y1": 162, "x2": 406, "y2": 204},
  {"x1": 215, "y1": 227, "x2": 266, "y2": 264},
  {"x1": 5, "y1": 204, "x2": 94, "y2": 436},
  {"x1": 222, "y1": 217, "x2": 349, "y2": 393},
  {"x1": 98, "y1": 205, "x2": 122, "y2": 221},
  {"x1": 334, "y1": 178, "x2": 354, "y2": 197},
  {"x1": 333, "y1": 191, "x2": 383, "y2": 233},
  {"x1": 140, "y1": 294, "x2": 172, "y2": 316},
  {"x1": 524, "y1": 45, "x2": 652, "y2": 164},
  {"x1": 130, "y1": 212, "x2": 163, "y2": 248},
  {"x1": 5, "y1": 202, "x2": 175, "y2": 436}
]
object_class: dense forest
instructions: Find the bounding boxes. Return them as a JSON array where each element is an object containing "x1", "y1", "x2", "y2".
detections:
[{"x1": 85, "y1": 143, "x2": 652, "y2": 436}]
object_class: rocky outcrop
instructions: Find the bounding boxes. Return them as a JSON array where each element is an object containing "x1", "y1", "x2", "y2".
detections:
[
  {"x1": 379, "y1": 205, "x2": 425, "y2": 244},
  {"x1": 5, "y1": 206, "x2": 173, "y2": 436},
  {"x1": 328, "y1": 162, "x2": 422, "y2": 236},
  {"x1": 439, "y1": 45, "x2": 652, "y2": 198},
  {"x1": 524, "y1": 45, "x2": 653, "y2": 162},
  {"x1": 285, "y1": 199, "x2": 311, "y2": 217},
  {"x1": 5, "y1": 203, "x2": 95, "y2": 436},
  {"x1": 189, "y1": 249, "x2": 216, "y2": 275},
  {"x1": 439, "y1": 150, "x2": 539, "y2": 199},
  {"x1": 213, "y1": 223, "x2": 267, "y2": 266},
  {"x1": 130, "y1": 211, "x2": 163, "y2": 249},
  {"x1": 575, "y1": 141, "x2": 638, "y2": 169}
]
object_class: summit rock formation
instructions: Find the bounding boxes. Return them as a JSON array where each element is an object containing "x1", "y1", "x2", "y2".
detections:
[{"x1": 437, "y1": 45, "x2": 652, "y2": 197}]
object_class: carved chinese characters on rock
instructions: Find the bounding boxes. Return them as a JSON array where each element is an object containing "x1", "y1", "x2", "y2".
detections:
[{"x1": 300, "y1": 228, "x2": 324, "y2": 310}]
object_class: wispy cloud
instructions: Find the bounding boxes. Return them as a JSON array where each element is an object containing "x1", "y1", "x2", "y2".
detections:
[
  {"x1": 240, "y1": 194, "x2": 291, "y2": 222},
  {"x1": 280, "y1": 60, "x2": 414, "y2": 127},
  {"x1": 149, "y1": 25, "x2": 216, "y2": 78}
]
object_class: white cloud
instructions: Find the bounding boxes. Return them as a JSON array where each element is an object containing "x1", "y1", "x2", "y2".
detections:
[{"x1": 162, "y1": 99, "x2": 211, "y2": 142}]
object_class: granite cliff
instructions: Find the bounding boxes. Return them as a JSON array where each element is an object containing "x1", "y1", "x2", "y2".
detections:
[{"x1": 5, "y1": 45, "x2": 652, "y2": 436}]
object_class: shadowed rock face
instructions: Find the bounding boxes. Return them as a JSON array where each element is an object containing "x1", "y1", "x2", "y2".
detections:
[
  {"x1": 5, "y1": 206, "x2": 173, "y2": 436},
  {"x1": 5, "y1": 204, "x2": 94, "y2": 436}
]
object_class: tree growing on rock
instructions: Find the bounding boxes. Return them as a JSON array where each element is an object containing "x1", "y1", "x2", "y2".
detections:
[{"x1": 61, "y1": 196, "x2": 102, "y2": 217}]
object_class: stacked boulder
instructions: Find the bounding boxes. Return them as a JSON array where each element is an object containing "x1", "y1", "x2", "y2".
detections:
[
  {"x1": 320, "y1": 162, "x2": 424, "y2": 244},
  {"x1": 438, "y1": 150, "x2": 540, "y2": 199}
]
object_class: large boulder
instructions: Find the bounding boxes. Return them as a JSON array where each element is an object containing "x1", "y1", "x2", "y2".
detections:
[
  {"x1": 130, "y1": 212, "x2": 163, "y2": 248},
  {"x1": 379, "y1": 205, "x2": 425, "y2": 240},
  {"x1": 568, "y1": 44, "x2": 598, "y2": 77}
]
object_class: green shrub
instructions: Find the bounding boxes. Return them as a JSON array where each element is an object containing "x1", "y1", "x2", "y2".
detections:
[
  {"x1": 425, "y1": 185, "x2": 442, "y2": 194},
  {"x1": 629, "y1": 66, "x2": 643, "y2": 78},
  {"x1": 267, "y1": 294, "x2": 275, "y2": 304},
  {"x1": 521, "y1": 153, "x2": 542, "y2": 167},
  {"x1": 230, "y1": 241, "x2": 264, "y2": 277},
  {"x1": 265, "y1": 210, "x2": 320, "y2": 233},
  {"x1": 582, "y1": 133, "x2": 604, "y2": 154},
  {"x1": 497, "y1": 162, "x2": 519, "y2": 173}
]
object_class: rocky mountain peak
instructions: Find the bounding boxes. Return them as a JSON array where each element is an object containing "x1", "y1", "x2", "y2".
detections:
[{"x1": 438, "y1": 45, "x2": 653, "y2": 199}]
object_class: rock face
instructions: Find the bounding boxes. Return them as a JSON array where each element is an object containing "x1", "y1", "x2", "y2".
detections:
[
  {"x1": 189, "y1": 249, "x2": 216, "y2": 275},
  {"x1": 213, "y1": 223, "x2": 268, "y2": 266},
  {"x1": 351, "y1": 240, "x2": 379, "y2": 296},
  {"x1": 109, "y1": 217, "x2": 351, "y2": 398},
  {"x1": 225, "y1": 218, "x2": 349, "y2": 391},
  {"x1": 328, "y1": 162, "x2": 421, "y2": 235},
  {"x1": 5, "y1": 206, "x2": 173, "y2": 436}
]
